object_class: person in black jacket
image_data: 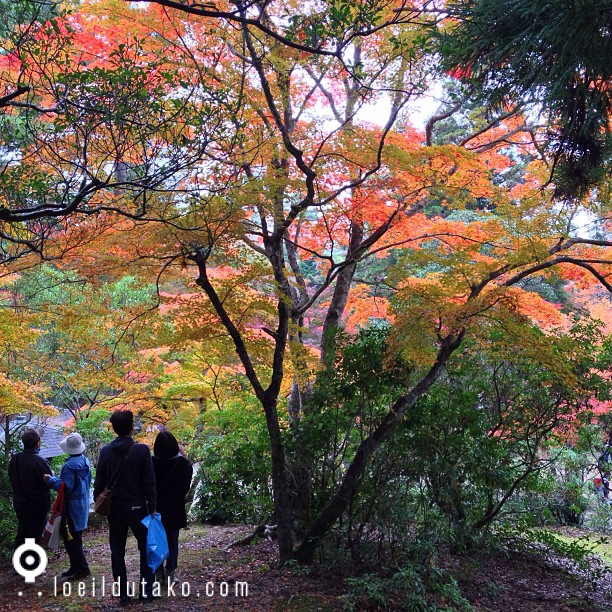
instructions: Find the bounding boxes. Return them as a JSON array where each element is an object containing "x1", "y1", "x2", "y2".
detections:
[
  {"x1": 152, "y1": 430, "x2": 193, "y2": 584},
  {"x1": 9, "y1": 428, "x2": 53, "y2": 549},
  {"x1": 93, "y1": 410, "x2": 156, "y2": 606}
]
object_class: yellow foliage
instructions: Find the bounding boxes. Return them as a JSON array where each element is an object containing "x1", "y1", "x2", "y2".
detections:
[{"x1": 0, "y1": 372, "x2": 47, "y2": 416}]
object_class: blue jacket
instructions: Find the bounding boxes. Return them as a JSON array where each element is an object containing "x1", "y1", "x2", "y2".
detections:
[{"x1": 48, "y1": 454, "x2": 92, "y2": 532}]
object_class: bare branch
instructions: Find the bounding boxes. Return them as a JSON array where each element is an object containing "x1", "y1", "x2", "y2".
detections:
[{"x1": 0, "y1": 85, "x2": 30, "y2": 108}]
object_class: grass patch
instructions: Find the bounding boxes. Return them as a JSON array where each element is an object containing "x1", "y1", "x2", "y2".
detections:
[{"x1": 549, "y1": 528, "x2": 612, "y2": 566}]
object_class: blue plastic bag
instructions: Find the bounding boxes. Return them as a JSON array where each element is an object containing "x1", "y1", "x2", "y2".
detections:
[{"x1": 141, "y1": 513, "x2": 169, "y2": 573}]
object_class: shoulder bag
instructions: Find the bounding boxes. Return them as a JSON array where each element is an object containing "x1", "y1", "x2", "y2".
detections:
[
  {"x1": 94, "y1": 443, "x2": 135, "y2": 516},
  {"x1": 40, "y1": 482, "x2": 65, "y2": 548}
]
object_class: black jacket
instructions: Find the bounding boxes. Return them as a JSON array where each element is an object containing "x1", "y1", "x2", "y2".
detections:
[
  {"x1": 93, "y1": 436, "x2": 156, "y2": 514},
  {"x1": 152, "y1": 455, "x2": 193, "y2": 530},
  {"x1": 9, "y1": 448, "x2": 52, "y2": 507}
]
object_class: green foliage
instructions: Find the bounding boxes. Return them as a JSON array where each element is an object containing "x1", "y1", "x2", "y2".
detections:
[
  {"x1": 543, "y1": 447, "x2": 592, "y2": 527},
  {"x1": 75, "y1": 409, "x2": 114, "y2": 461},
  {"x1": 0, "y1": 496, "x2": 14, "y2": 559},
  {"x1": 298, "y1": 323, "x2": 413, "y2": 529},
  {"x1": 304, "y1": 317, "x2": 608, "y2": 561},
  {"x1": 345, "y1": 559, "x2": 470, "y2": 611},
  {"x1": 398, "y1": 321, "x2": 607, "y2": 534},
  {"x1": 504, "y1": 417, "x2": 612, "y2": 530},
  {"x1": 0, "y1": 0, "x2": 59, "y2": 37},
  {"x1": 0, "y1": 435, "x2": 18, "y2": 558},
  {"x1": 190, "y1": 397, "x2": 272, "y2": 524},
  {"x1": 586, "y1": 500, "x2": 612, "y2": 534},
  {"x1": 285, "y1": 1, "x2": 389, "y2": 50},
  {"x1": 12, "y1": 265, "x2": 84, "y2": 307},
  {"x1": 106, "y1": 276, "x2": 156, "y2": 310},
  {"x1": 12, "y1": 264, "x2": 155, "y2": 312}
]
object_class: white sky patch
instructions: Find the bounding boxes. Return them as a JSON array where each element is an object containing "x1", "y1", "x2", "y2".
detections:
[{"x1": 358, "y1": 82, "x2": 443, "y2": 130}]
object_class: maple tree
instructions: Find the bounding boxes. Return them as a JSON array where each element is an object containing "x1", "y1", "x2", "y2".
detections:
[
  {"x1": 0, "y1": 273, "x2": 53, "y2": 457},
  {"x1": 0, "y1": 0, "x2": 610, "y2": 567},
  {"x1": 1, "y1": 262, "x2": 166, "y2": 421}
]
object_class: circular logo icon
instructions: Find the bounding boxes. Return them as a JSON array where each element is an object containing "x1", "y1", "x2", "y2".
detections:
[{"x1": 12, "y1": 539, "x2": 48, "y2": 583}]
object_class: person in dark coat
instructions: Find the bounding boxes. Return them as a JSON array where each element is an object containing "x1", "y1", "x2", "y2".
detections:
[
  {"x1": 9, "y1": 428, "x2": 53, "y2": 549},
  {"x1": 44, "y1": 432, "x2": 92, "y2": 579},
  {"x1": 93, "y1": 410, "x2": 157, "y2": 606},
  {"x1": 152, "y1": 430, "x2": 193, "y2": 584}
]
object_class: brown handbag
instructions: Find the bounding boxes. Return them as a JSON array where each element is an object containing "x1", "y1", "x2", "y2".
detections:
[
  {"x1": 94, "y1": 443, "x2": 135, "y2": 516},
  {"x1": 93, "y1": 487, "x2": 113, "y2": 516}
]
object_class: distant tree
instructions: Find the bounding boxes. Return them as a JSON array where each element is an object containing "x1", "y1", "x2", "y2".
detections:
[{"x1": 5, "y1": 265, "x2": 160, "y2": 419}]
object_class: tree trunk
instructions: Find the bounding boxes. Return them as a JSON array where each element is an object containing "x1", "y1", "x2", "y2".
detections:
[
  {"x1": 191, "y1": 246, "x2": 295, "y2": 563},
  {"x1": 263, "y1": 394, "x2": 294, "y2": 564},
  {"x1": 287, "y1": 221, "x2": 363, "y2": 535},
  {"x1": 294, "y1": 334, "x2": 464, "y2": 563},
  {"x1": 287, "y1": 382, "x2": 314, "y2": 536},
  {"x1": 320, "y1": 221, "x2": 363, "y2": 368}
]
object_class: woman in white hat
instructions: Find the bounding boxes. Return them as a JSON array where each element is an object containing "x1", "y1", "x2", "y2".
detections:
[{"x1": 44, "y1": 432, "x2": 92, "y2": 580}]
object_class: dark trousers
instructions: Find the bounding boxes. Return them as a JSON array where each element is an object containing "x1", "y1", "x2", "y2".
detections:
[
  {"x1": 108, "y1": 505, "x2": 154, "y2": 598},
  {"x1": 164, "y1": 528, "x2": 180, "y2": 572},
  {"x1": 13, "y1": 500, "x2": 49, "y2": 549},
  {"x1": 64, "y1": 515, "x2": 89, "y2": 574}
]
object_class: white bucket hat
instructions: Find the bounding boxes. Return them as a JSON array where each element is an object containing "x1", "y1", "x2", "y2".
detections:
[{"x1": 60, "y1": 432, "x2": 86, "y2": 455}]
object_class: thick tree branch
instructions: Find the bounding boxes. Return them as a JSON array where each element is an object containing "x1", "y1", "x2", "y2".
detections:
[
  {"x1": 188, "y1": 245, "x2": 266, "y2": 402},
  {"x1": 503, "y1": 256, "x2": 612, "y2": 292},
  {"x1": 0, "y1": 85, "x2": 30, "y2": 108},
  {"x1": 425, "y1": 101, "x2": 462, "y2": 146}
]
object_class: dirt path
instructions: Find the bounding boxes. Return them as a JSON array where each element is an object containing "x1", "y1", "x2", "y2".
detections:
[
  {"x1": 0, "y1": 523, "x2": 344, "y2": 611},
  {"x1": 2, "y1": 523, "x2": 612, "y2": 611}
]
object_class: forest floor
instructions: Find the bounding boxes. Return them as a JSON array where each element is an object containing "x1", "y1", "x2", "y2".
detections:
[{"x1": 0, "y1": 522, "x2": 611, "y2": 611}]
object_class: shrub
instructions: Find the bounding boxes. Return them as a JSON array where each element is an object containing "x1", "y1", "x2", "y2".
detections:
[
  {"x1": 0, "y1": 441, "x2": 18, "y2": 558},
  {"x1": 586, "y1": 499, "x2": 612, "y2": 534},
  {"x1": 190, "y1": 396, "x2": 273, "y2": 524},
  {"x1": 345, "y1": 560, "x2": 470, "y2": 611}
]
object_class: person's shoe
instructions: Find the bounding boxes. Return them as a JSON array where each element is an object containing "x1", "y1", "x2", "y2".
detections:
[
  {"x1": 61, "y1": 569, "x2": 91, "y2": 580},
  {"x1": 167, "y1": 571, "x2": 176, "y2": 585},
  {"x1": 138, "y1": 594, "x2": 160, "y2": 603},
  {"x1": 155, "y1": 566, "x2": 166, "y2": 583},
  {"x1": 60, "y1": 569, "x2": 76, "y2": 579},
  {"x1": 119, "y1": 595, "x2": 130, "y2": 607},
  {"x1": 73, "y1": 570, "x2": 91, "y2": 580}
]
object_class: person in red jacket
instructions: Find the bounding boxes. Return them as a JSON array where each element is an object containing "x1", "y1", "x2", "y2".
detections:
[
  {"x1": 152, "y1": 430, "x2": 193, "y2": 585},
  {"x1": 93, "y1": 410, "x2": 156, "y2": 606}
]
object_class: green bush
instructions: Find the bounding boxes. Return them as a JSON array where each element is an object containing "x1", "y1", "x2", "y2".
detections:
[
  {"x1": 586, "y1": 499, "x2": 612, "y2": 534},
  {"x1": 305, "y1": 321, "x2": 607, "y2": 559},
  {"x1": 345, "y1": 560, "x2": 470, "y2": 611},
  {"x1": 0, "y1": 442, "x2": 18, "y2": 558},
  {"x1": 75, "y1": 408, "x2": 114, "y2": 464},
  {"x1": 190, "y1": 396, "x2": 273, "y2": 524},
  {"x1": 0, "y1": 496, "x2": 15, "y2": 558}
]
